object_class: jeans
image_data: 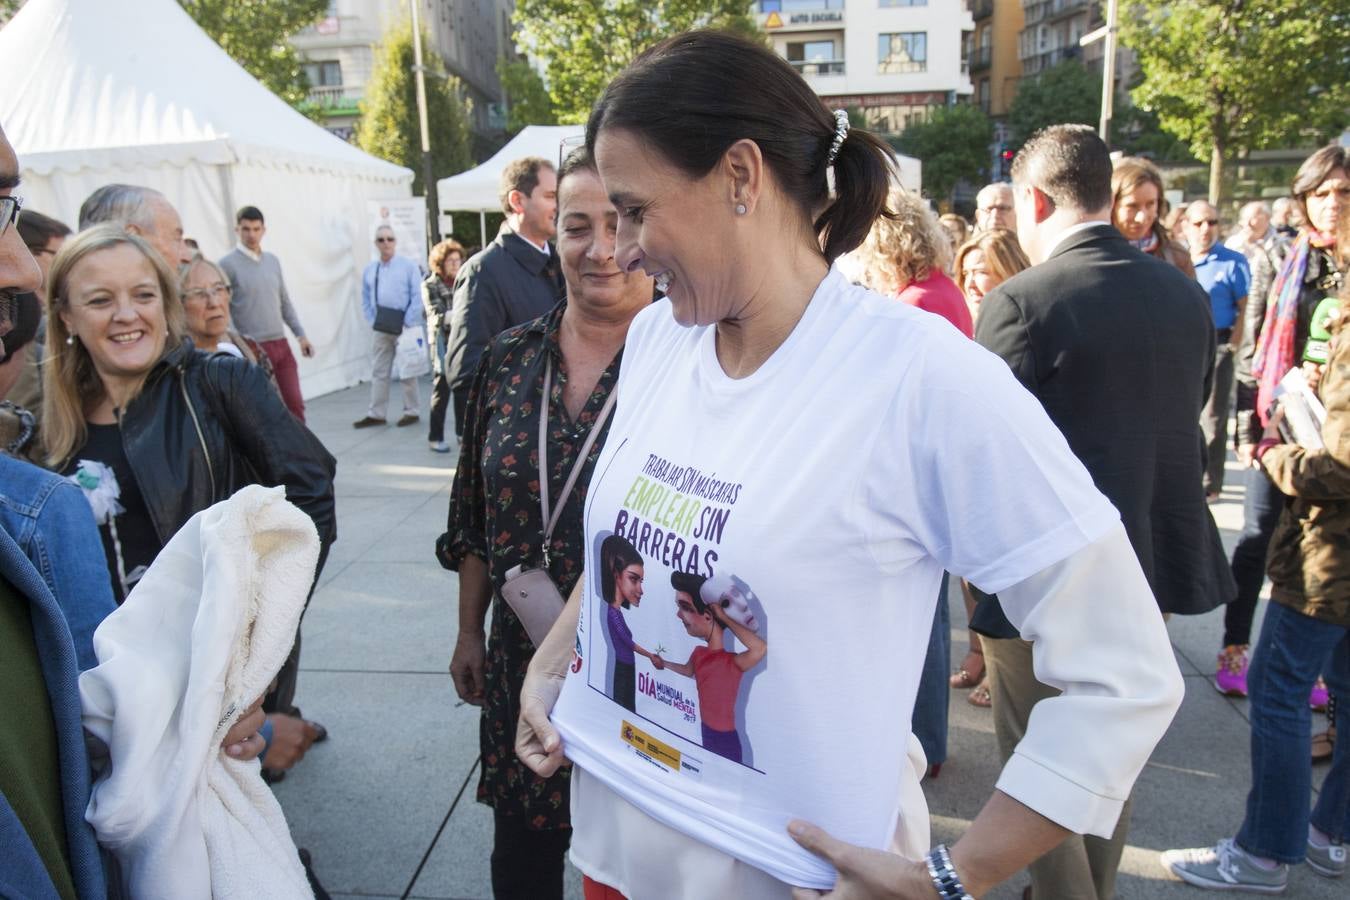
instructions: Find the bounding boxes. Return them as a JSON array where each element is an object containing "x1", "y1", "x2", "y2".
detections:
[
  {"x1": 428, "y1": 327, "x2": 452, "y2": 443},
  {"x1": 1200, "y1": 343, "x2": 1235, "y2": 494},
  {"x1": 1235, "y1": 601, "x2": 1350, "y2": 862},
  {"x1": 911, "y1": 573, "x2": 951, "y2": 768},
  {"x1": 1222, "y1": 468, "x2": 1285, "y2": 647}
]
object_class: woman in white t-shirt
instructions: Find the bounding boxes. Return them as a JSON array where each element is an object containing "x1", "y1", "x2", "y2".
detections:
[{"x1": 513, "y1": 31, "x2": 1185, "y2": 900}]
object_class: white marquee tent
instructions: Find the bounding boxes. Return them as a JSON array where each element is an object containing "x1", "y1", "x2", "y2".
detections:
[
  {"x1": 0, "y1": 0, "x2": 414, "y2": 399},
  {"x1": 436, "y1": 125, "x2": 583, "y2": 245}
]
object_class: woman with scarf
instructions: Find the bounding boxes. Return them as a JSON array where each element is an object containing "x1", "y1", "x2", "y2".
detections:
[
  {"x1": 1216, "y1": 145, "x2": 1347, "y2": 705},
  {"x1": 1111, "y1": 157, "x2": 1194, "y2": 278}
]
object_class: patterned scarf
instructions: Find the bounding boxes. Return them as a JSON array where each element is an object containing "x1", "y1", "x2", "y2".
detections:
[
  {"x1": 1128, "y1": 232, "x2": 1160, "y2": 254},
  {"x1": 1251, "y1": 232, "x2": 1335, "y2": 424}
]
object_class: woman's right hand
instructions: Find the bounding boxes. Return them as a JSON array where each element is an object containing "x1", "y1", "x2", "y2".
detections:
[
  {"x1": 449, "y1": 632, "x2": 487, "y2": 706},
  {"x1": 515, "y1": 663, "x2": 568, "y2": 777}
]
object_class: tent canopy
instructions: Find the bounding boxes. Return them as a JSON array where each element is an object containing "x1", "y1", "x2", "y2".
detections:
[
  {"x1": 437, "y1": 125, "x2": 584, "y2": 215},
  {"x1": 0, "y1": 0, "x2": 414, "y2": 399}
]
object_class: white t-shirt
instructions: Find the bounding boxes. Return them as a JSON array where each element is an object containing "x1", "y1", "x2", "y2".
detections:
[{"x1": 551, "y1": 268, "x2": 1120, "y2": 888}]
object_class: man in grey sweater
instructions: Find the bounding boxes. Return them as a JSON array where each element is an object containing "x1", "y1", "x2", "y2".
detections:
[{"x1": 218, "y1": 206, "x2": 312, "y2": 421}]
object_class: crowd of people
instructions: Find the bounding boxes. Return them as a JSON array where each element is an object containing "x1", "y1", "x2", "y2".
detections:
[{"x1": 0, "y1": 25, "x2": 1346, "y2": 900}]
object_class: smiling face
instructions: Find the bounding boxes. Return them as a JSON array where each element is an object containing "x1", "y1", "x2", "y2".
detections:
[
  {"x1": 1113, "y1": 181, "x2": 1159, "y2": 242},
  {"x1": 961, "y1": 247, "x2": 997, "y2": 308},
  {"x1": 181, "y1": 258, "x2": 231, "y2": 347},
  {"x1": 0, "y1": 127, "x2": 42, "y2": 322},
  {"x1": 595, "y1": 127, "x2": 747, "y2": 327},
  {"x1": 614, "y1": 563, "x2": 645, "y2": 608},
  {"x1": 59, "y1": 243, "x2": 169, "y2": 392},
  {"x1": 557, "y1": 167, "x2": 655, "y2": 316}
]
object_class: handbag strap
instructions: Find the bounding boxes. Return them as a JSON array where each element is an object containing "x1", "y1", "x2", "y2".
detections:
[{"x1": 538, "y1": 355, "x2": 618, "y2": 566}]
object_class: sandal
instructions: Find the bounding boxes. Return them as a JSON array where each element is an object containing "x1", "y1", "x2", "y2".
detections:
[
  {"x1": 950, "y1": 650, "x2": 985, "y2": 689},
  {"x1": 1312, "y1": 727, "x2": 1336, "y2": 764},
  {"x1": 968, "y1": 681, "x2": 992, "y2": 708}
]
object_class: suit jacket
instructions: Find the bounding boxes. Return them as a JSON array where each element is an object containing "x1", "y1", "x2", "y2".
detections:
[
  {"x1": 444, "y1": 230, "x2": 563, "y2": 391},
  {"x1": 975, "y1": 223, "x2": 1234, "y2": 620}
]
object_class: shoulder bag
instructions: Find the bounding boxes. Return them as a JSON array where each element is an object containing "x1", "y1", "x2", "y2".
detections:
[
  {"x1": 500, "y1": 357, "x2": 618, "y2": 646},
  {"x1": 372, "y1": 264, "x2": 405, "y2": 335}
]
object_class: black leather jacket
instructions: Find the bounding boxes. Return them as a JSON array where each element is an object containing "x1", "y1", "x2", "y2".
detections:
[{"x1": 70, "y1": 339, "x2": 337, "y2": 564}]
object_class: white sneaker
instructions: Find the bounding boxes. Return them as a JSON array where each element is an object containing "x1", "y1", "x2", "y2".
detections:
[
  {"x1": 1161, "y1": 838, "x2": 1288, "y2": 893},
  {"x1": 1307, "y1": 836, "x2": 1346, "y2": 878},
  {"x1": 429, "y1": 440, "x2": 451, "y2": 453}
]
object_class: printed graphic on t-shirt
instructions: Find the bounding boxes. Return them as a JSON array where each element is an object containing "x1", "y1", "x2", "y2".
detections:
[{"x1": 587, "y1": 453, "x2": 769, "y2": 769}]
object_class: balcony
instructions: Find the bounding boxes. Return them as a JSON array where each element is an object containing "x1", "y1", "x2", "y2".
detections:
[
  {"x1": 1045, "y1": 0, "x2": 1091, "y2": 24},
  {"x1": 970, "y1": 46, "x2": 993, "y2": 71},
  {"x1": 791, "y1": 59, "x2": 845, "y2": 76},
  {"x1": 972, "y1": 0, "x2": 994, "y2": 19},
  {"x1": 306, "y1": 84, "x2": 363, "y2": 116}
]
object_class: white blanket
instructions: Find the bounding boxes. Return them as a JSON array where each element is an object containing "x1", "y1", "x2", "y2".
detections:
[{"x1": 80, "y1": 484, "x2": 319, "y2": 900}]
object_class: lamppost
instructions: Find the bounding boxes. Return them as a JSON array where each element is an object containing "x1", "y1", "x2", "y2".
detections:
[
  {"x1": 1079, "y1": 0, "x2": 1118, "y2": 144},
  {"x1": 408, "y1": 0, "x2": 440, "y2": 244}
]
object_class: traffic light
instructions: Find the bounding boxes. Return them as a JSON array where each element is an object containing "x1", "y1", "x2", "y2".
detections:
[{"x1": 1000, "y1": 149, "x2": 1014, "y2": 178}]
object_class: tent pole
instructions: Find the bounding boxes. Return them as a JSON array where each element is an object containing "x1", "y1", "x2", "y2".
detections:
[{"x1": 479, "y1": 210, "x2": 486, "y2": 248}]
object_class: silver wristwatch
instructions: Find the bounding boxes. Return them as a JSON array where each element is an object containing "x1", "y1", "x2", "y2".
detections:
[{"x1": 925, "y1": 844, "x2": 975, "y2": 900}]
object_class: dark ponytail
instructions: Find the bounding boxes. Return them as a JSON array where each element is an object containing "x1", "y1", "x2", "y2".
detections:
[
  {"x1": 815, "y1": 129, "x2": 898, "y2": 263},
  {"x1": 586, "y1": 30, "x2": 896, "y2": 263}
]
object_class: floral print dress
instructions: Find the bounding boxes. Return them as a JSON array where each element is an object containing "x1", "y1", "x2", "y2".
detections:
[{"x1": 438, "y1": 300, "x2": 621, "y2": 830}]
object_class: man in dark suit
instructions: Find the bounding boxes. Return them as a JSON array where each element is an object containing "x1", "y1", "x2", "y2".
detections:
[{"x1": 973, "y1": 125, "x2": 1234, "y2": 900}]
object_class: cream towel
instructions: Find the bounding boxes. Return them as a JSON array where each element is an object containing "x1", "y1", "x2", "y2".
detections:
[{"x1": 80, "y1": 484, "x2": 319, "y2": 900}]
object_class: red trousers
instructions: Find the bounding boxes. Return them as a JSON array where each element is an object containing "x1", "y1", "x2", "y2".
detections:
[{"x1": 259, "y1": 338, "x2": 305, "y2": 422}]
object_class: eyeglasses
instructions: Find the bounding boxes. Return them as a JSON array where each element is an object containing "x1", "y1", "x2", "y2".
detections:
[
  {"x1": 0, "y1": 195, "x2": 23, "y2": 237},
  {"x1": 559, "y1": 134, "x2": 585, "y2": 169},
  {"x1": 182, "y1": 283, "x2": 232, "y2": 303},
  {"x1": 375, "y1": 236, "x2": 396, "y2": 243},
  {"x1": 979, "y1": 204, "x2": 1013, "y2": 213}
]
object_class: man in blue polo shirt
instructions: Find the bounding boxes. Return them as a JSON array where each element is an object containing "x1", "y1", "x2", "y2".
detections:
[{"x1": 1186, "y1": 200, "x2": 1251, "y2": 500}]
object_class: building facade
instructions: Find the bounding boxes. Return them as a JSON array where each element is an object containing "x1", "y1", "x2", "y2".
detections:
[
  {"x1": 967, "y1": 0, "x2": 1023, "y2": 118},
  {"x1": 292, "y1": 0, "x2": 513, "y2": 143},
  {"x1": 1017, "y1": 0, "x2": 1135, "y2": 86},
  {"x1": 759, "y1": 0, "x2": 974, "y2": 135}
]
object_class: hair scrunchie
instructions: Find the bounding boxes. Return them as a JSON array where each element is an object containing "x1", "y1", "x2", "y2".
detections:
[{"x1": 826, "y1": 109, "x2": 850, "y2": 166}]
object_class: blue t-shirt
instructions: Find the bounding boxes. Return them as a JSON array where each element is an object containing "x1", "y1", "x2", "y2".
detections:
[{"x1": 1192, "y1": 243, "x2": 1250, "y2": 331}]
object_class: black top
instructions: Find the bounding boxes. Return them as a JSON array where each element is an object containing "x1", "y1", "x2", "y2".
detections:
[
  {"x1": 437, "y1": 300, "x2": 621, "y2": 828},
  {"x1": 61, "y1": 424, "x2": 159, "y2": 604},
  {"x1": 974, "y1": 224, "x2": 1235, "y2": 629}
]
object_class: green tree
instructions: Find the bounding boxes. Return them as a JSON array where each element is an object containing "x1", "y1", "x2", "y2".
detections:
[
  {"x1": 179, "y1": 0, "x2": 327, "y2": 110},
  {"x1": 1007, "y1": 61, "x2": 1101, "y2": 149},
  {"x1": 356, "y1": 18, "x2": 473, "y2": 199},
  {"x1": 498, "y1": 57, "x2": 558, "y2": 133},
  {"x1": 1121, "y1": 0, "x2": 1350, "y2": 205},
  {"x1": 511, "y1": 0, "x2": 760, "y2": 124},
  {"x1": 893, "y1": 104, "x2": 995, "y2": 206},
  {"x1": 0, "y1": 0, "x2": 23, "y2": 26}
]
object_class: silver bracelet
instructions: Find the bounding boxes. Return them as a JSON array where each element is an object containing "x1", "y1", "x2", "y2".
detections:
[{"x1": 925, "y1": 844, "x2": 975, "y2": 900}]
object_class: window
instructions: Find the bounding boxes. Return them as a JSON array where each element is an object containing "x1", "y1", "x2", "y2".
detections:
[
  {"x1": 878, "y1": 32, "x2": 926, "y2": 74},
  {"x1": 880, "y1": 0, "x2": 927, "y2": 6},
  {"x1": 303, "y1": 61, "x2": 342, "y2": 87},
  {"x1": 787, "y1": 40, "x2": 837, "y2": 62},
  {"x1": 761, "y1": 0, "x2": 843, "y2": 9}
]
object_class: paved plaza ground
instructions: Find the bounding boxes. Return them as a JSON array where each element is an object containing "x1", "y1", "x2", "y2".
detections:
[{"x1": 272, "y1": 378, "x2": 1340, "y2": 900}]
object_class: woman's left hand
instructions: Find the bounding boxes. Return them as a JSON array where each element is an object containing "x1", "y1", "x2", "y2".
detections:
[{"x1": 787, "y1": 821, "x2": 934, "y2": 899}]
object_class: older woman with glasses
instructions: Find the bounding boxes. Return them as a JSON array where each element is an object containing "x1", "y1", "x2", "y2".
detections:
[{"x1": 179, "y1": 256, "x2": 277, "y2": 385}]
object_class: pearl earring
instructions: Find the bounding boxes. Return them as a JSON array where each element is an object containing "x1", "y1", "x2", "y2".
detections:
[
  {"x1": 66, "y1": 335, "x2": 74, "y2": 345},
  {"x1": 735, "y1": 203, "x2": 747, "y2": 215}
]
